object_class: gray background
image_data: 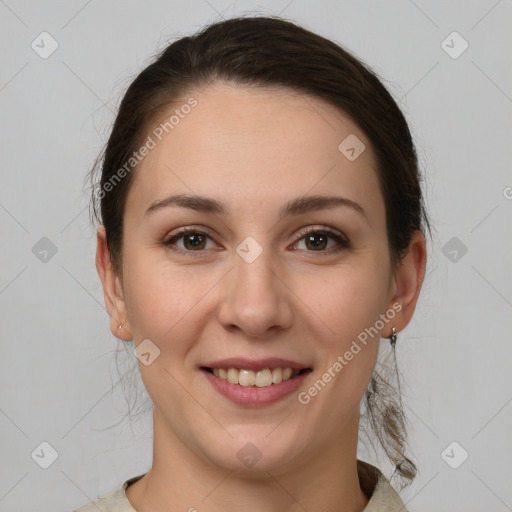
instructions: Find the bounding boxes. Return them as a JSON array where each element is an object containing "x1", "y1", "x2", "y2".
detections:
[{"x1": 1, "y1": 1, "x2": 511, "y2": 511}]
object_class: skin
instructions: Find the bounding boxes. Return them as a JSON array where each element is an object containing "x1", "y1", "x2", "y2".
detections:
[{"x1": 96, "y1": 81, "x2": 426, "y2": 512}]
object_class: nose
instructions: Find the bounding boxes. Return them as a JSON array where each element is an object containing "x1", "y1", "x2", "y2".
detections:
[{"x1": 217, "y1": 243, "x2": 294, "y2": 338}]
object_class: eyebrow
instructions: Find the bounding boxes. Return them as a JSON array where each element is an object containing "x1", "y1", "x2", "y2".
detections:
[{"x1": 144, "y1": 193, "x2": 367, "y2": 219}]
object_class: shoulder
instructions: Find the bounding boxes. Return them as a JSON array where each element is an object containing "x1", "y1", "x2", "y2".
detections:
[
  {"x1": 357, "y1": 460, "x2": 409, "y2": 512},
  {"x1": 73, "y1": 474, "x2": 146, "y2": 512}
]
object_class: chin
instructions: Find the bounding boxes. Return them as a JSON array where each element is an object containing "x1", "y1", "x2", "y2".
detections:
[{"x1": 198, "y1": 428, "x2": 303, "y2": 476}]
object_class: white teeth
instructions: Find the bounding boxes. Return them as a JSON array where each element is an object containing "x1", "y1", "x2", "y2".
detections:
[
  {"x1": 238, "y1": 369, "x2": 255, "y2": 387},
  {"x1": 272, "y1": 367, "x2": 283, "y2": 384},
  {"x1": 227, "y1": 368, "x2": 238, "y2": 384},
  {"x1": 209, "y1": 367, "x2": 302, "y2": 387},
  {"x1": 255, "y1": 369, "x2": 272, "y2": 387}
]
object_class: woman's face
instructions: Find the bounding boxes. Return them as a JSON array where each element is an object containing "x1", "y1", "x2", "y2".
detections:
[{"x1": 99, "y1": 81, "x2": 420, "y2": 474}]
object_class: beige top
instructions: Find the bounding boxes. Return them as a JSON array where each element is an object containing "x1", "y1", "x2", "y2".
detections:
[{"x1": 74, "y1": 459, "x2": 408, "y2": 511}]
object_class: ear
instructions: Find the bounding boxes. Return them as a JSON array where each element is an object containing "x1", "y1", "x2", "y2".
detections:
[
  {"x1": 95, "y1": 225, "x2": 133, "y2": 341},
  {"x1": 385, "y1": 230, "x2": 427, "y2": 337}
]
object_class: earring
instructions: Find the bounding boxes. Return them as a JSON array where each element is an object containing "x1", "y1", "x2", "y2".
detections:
[
  {"x1": 389, "y1": 327, "x2": 397, "y2": 347},
  {"x1": 118, "y1": 322, "x2": 124, "y2": 331}
]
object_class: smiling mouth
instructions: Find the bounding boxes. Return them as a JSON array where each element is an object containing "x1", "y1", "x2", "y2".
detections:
[{"x1": 201, "y1": 367, "x2": 312, "y2": 388}]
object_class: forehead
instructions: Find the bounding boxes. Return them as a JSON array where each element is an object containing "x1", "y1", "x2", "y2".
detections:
[{"x1": 125, "y1": 81, "x2": 383, "y2": 222}]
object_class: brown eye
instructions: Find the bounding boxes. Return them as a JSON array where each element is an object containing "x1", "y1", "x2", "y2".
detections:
[
  {"x1": 181, "y1": 232, "x2": 207, "y2": 250},
  {"x1": 164, "y1": 229, "x2": 214, "y2": 252},
  {"x1": 294, "y1": 228, "x2": 350, "y2": 253},
  {"x1": 304, "y1": 232, "x2": 329, "y2": 251}
]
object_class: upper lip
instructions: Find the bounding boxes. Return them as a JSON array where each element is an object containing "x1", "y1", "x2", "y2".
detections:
[{"x1": 201, "y1": 357, "x2": 311, "y2": 371}]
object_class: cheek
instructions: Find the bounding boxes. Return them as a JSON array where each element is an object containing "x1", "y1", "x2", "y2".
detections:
[
  {"x1": 295, "y1": 262, "x2": 388, "y2": 343},
  {"x1": 122, "y1": 247, "x2": 213, "y2": 350},
  {"x1": 122, "y1": 259, "x2": 214, "y2": 407},
  {"x1": 293, "y1": 262, "x2": 389, "y2": 399}
]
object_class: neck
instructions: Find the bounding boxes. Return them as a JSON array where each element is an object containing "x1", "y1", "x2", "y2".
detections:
[{"x1": 126, "y1": 408, "x2": 369, "y2": 512}]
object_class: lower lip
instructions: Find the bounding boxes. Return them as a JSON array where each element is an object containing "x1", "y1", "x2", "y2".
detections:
[{"x1": 202, "y1": 369, "x2": 311, "y2": 407}]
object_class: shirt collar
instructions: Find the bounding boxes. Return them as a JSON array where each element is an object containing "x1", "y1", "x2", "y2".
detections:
[{"x1": 113, "y1": 460, "x2": 408, "y2": 512}]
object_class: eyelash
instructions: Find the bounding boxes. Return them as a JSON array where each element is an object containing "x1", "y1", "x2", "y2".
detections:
[{"x1": 163, "y1": 226, "x2": 351, "y2": 256}]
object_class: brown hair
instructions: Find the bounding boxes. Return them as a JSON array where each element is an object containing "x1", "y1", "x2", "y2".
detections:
[{"x1": 86, "y1": 15, "x2": 431, "y2": 488}]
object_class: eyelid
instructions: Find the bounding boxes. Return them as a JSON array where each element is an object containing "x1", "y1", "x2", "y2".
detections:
[
  {"x1": 163, "y1": 226, "x2": 217, "y2": 252},
  {"x1": 292, "y1": 225, "x2": 351, "y2": 251},
  {"x1": 295, "y1": 225, "x2": 348, "y2": 243}
]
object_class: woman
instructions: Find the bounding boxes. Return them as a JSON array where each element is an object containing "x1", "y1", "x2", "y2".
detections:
[{"x1": 77, "y1": 15, "x2": 429, "y2": 512}]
